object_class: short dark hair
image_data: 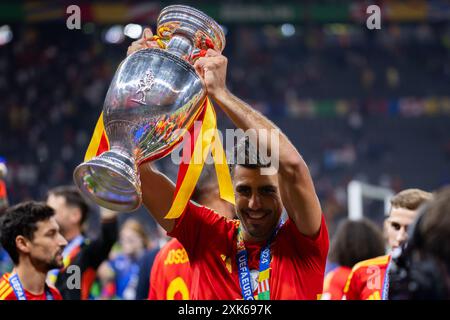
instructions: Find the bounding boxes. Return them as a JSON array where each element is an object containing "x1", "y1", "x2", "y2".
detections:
[
  {"x1": 0, "y1": 201, "x2": 55, "y2": 264},
  {"x1": 47, "y1": 185, "x2": 89, "y2": 226},
  {"x1": 329, "y1": 218, "x2": 385, "y2": 268},
  {"x1": 229, "y1": 136, "x2": 271, "y2": 178}
]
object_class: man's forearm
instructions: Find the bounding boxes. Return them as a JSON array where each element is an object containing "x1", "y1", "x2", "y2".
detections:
[
  {"x1": 212, "y1": 89, "x2": 303, "y2": 170},
  {"x1": 139, "y1": 163, "x2": 176, "y2": 232},
  {"x1": 213, "y1": 89, "x2": 322, "y2": 236}
]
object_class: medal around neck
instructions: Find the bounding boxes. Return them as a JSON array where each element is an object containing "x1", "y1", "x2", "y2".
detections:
[{"x1": 73, "y1": 5, "x2": 225, "y2": 212}]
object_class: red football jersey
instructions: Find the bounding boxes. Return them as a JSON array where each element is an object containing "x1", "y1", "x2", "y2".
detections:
[
  {"x1": 0, "y1": 273, "x2": 62, "y2": 300},
  {"x1": 149, "y1": 238, "x2": 192, "y2": 300},
  {"x1": 343, "y1": 255, "x2": 391, "y2": 300},
  {"x1": 168, "y1": 201, "x2": 329, "y2": 300},
  {"x1": 321, "y1": 266, "x2": 352, "y2": 300}
]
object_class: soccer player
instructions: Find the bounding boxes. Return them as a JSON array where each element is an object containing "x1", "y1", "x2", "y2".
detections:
[
  {"x1": 0, "y1": 201, "x2": 66, "y2": 300},
  {"x1": 46, "y1": 185, "x2": 118, "y2": 299},
  {"x1": 389, "y1": 186, "x2": 450, "y2": 299},
  {"x1": 129, "y1": 30, "x2": 329, "y2": 299},
  {"x1": 321, "y1": 218, "x2": 385, "y2": 300},
  {"x1": 149, "y1": 165, "x2": 235, "y2": 300},
  {"x1": 343, "y1": 188, "x2": 433, "y2": 300}
]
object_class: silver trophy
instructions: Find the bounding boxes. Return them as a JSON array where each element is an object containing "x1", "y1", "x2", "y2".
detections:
[{"x1": 73, "y1": 5, "x2": 225, "y2": 211}]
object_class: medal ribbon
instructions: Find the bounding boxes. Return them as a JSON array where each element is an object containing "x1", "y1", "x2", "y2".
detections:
[
  {"x1": 236, "y1": 221, "x2": 282, "y2": 300},
  {"x1": 381, "y1": 255, "x2": 393, "y2": 300},
  {"x1": 10, "y1": 272, "x2": 54, "y2": 300}
]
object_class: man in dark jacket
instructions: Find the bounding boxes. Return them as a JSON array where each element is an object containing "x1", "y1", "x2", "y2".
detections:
[{"x1": 46, "y1": 185, "x2": 117, "y2": 299}]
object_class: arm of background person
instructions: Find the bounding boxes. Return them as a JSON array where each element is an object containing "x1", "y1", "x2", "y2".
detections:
[{"x1": 82, "y1": 209, "x2": 118, "y2": 269}]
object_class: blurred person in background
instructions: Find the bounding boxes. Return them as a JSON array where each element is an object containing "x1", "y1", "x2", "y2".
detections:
[
  {"x1": 321, "y1": 218, "x2": 385, "y2": 300},
  {"x1": 389, "y1": 186, "x2": 450, "y2": 299},
  {"x1": 148, "y1": 164, "x2": 235, "y2": 300},
  {"x1": 46, "y1": 185, "x2": 118, "y2": 300},
  {"x1": 0, "y1": 157, "x2": 8, "y2": 213},
  {"x1": 0, "y1": 201, "x2": 66, "y2": 300},
  {"x1": 97, "y1": 218, "x2": 155, "y2": 300},
  {"x1": 0, "y1": 157, "x2": 13, "y2": 275},
  {"x1": 343, "y1": 189, "x2": 433, "y2": 300}
]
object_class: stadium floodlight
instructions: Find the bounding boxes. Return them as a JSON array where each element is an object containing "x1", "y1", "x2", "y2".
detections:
[
  {"x1": 0, "y1": 25, "x2": 13, "y2": 46},
  {"x1": 280, "y1": 23, "x2": 295, "y2": 37},
  {"x1": 104, "y1": 25, "x2": 124, "y2": 44},
  {"x1": 347, "y1": 180, "x2": 394, "y2": 221},
  {"x1": 124, "y1": 24, "x2": 143, "y2": 39}
]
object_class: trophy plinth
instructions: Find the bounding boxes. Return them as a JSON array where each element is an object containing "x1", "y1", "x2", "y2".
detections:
[
  {"x1": 73, "y1": 5, "x2": 225, "y2": 212},
  {"x1": 74, "y1": 148, "x2": 141, "y2": 212}
]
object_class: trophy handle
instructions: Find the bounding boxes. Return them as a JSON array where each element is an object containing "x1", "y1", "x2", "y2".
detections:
[{"x1": 73, "y1": 148, "x2": 142, "y2": 212}]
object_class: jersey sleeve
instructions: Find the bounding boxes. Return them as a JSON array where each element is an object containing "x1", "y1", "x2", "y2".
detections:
[
  {"x1": 167, "y1": 201, "x2": 235, "y2": 260},
  {"x1": 283, "y1": 214, "x2": 329, "y2": 269}
]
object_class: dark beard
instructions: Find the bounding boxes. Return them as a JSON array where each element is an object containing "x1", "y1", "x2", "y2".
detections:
[
  {"x1": 30, "y1": 255, "x2": 64, "y2": 274},
  {"x1": 47, "y1": 258, "x2": 64, "y2": 270}
]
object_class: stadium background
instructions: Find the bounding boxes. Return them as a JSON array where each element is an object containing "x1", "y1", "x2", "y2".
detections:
[{"x1": 0, "y1": 0, "x2": 449, "y2": 237}]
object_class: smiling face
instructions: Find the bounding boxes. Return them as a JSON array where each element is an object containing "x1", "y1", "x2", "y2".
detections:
[
  {"x1": 26, "y1": 217, "x2": 67, "y2": 270},
  {"x1": 233, "y1": 165, "x2": 283, "y2": 242}
]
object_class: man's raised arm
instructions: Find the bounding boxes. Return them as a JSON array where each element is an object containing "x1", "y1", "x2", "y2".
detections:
[
  {"x1": 139, "y1": 163, "x2": 176, "y2": 232},
  {"x1": 195, "y1": 49, "x2": 322, "y2": 237}
]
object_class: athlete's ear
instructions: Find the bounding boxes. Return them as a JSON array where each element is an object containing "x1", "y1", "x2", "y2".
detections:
[{"x1": 16, "y1": 235, "x2": 31, "y2": 255}]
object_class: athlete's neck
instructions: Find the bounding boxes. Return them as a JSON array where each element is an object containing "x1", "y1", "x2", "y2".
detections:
[
  {"x1": 14, "y1": 260, "x2": 47, "y2": 295},
  {"x1": 242, "y1": 230, "x2": 270, "y2": 243},
  {"x1": 63, "y1": 228, "x2": 82, "y2": 242}
]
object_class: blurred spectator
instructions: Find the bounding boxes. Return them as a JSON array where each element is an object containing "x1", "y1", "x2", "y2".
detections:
[
  {"x1": 46, "y1": 186, "x2": 118, "y2": 300},
  {"x1": 0, "y1": 158, "x2": 12, "y2": 275},
  {"x1": 0, "y1": 158, "x2": 9, "y2": 212},
  {"x1": 322, "y1": 218, "x2": 385, "y2": 300},
  {"x1": 97, "y1": 218, "x2": 155, "y2": 300}
]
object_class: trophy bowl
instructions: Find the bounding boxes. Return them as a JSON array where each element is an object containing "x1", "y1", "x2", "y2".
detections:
[{"x1": 73, "y1": 5, "x2": 225, "y2": 212}]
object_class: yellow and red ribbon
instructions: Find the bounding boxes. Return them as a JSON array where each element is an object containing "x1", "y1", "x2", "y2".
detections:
[
  {"x1": 84, "y1": 112, "x2": 110, "y2": 162},
  {"x1": 85, "y1": 33, "x2": 233, "y2": 218},
  {"x1": 84, "y1": 98, "x2": 235, "y2": 219},
  {"x1": 165, "y1": 98, "x2": 234, "y2": 219}
]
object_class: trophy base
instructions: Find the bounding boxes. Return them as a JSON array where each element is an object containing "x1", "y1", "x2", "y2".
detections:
[{"x1": 73, "y1": 149, "x2": 142, "y2": 212}]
